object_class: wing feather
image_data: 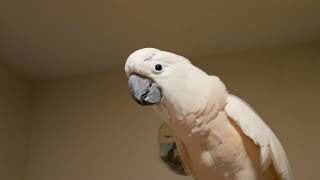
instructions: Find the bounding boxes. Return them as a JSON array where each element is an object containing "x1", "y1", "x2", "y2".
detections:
[
  {"x1": 175, "y1": 137, "x2": 197, "y2": 177},
  {"x1": 225, "y1": 95, "x2": 293, "y2": 180}
]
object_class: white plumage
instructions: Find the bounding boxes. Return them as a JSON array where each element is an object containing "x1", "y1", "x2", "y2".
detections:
[
  {"x1": 225, "y1": 95, "x2": 293, "y2": 180},
  {"x1": 125, "y1": 48, "x2": 293, "y2": 180}
]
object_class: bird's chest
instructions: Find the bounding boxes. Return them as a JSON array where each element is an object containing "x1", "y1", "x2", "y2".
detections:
[{"x1": 174, "y1": 111, "x2": 246, "y2": 179}]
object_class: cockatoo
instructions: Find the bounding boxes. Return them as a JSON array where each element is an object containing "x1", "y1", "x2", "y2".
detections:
[{"x1": 124, "y1": 48, "x2": 293, "y2": 180}]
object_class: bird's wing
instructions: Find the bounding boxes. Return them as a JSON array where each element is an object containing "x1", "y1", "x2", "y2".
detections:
[
  {"x1": 175, "y1": 136, "x2": 197, "y2": 177},
  {"x1": 224, "y1": 95, "x2": 293, "y2": 180}
]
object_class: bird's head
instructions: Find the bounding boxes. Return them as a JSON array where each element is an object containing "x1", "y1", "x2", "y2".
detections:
[{"x1": 125, "y1": 48, "x2": 227, "y2": 119}]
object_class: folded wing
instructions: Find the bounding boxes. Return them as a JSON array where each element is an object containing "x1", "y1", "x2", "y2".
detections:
[{"x1": 225, "y1": 95, "x2": 293, "y2": 180}]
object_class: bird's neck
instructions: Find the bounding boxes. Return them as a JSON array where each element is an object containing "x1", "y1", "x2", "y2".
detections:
[{"x1": 160, "y1": 75, "x2": 228, "y2": 127}]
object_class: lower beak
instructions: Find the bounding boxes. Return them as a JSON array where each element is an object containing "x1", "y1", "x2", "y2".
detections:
[{"x1": 128, "y1": 74, "x2": 162, "y2": 106}]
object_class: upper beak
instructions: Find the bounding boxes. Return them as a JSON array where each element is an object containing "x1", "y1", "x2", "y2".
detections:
[{"x1": 128, "y1": 74, "x2": 162, "y2": 106}]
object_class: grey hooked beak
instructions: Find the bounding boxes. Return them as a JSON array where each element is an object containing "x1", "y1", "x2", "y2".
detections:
[{"x1": 128, "y1": 74, "x2": 162, "y2": 106}]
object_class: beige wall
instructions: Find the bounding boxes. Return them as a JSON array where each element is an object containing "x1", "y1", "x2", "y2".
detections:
[
  {"x1": 0, "y1": 65, "x2": 31, "y2": 180},
  {"x1": 27, "y1": 70, "x2": 191, "y2": 180},
  {"x1": 27, "y1": 42, "x2": 319, "y2": 180}
]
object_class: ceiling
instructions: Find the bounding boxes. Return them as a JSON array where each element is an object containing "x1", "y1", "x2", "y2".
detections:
[{"x1": 0, "y1": 0, "x2": 319, "y2": 79}]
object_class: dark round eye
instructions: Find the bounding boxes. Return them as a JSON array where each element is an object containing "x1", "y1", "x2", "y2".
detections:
[{"x1": 155, "y1": 64, "x2": 163, "y2": 71}]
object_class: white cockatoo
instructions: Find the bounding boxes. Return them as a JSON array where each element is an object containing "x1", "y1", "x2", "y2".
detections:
[{"x1": 125, "y1": 48, "x2": 292, "y2": 180}]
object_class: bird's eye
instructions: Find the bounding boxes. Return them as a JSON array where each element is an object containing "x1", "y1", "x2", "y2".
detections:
[{"x1": 154, "y1": 64, "x2": 163, "y2": 72}]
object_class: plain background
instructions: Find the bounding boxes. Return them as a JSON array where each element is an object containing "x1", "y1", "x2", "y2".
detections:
[
  {"x1": 0, "y1": 65, "x2": 31, "y2": 180},
  {"x1": 1, "y1": 42, "x2": 319, "y2": 180}
]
